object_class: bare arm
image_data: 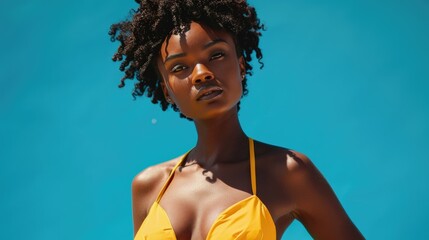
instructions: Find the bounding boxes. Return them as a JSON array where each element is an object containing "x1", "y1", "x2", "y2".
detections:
[
  {"x1": 131, "y1": 173, "x2": 149, "y2": 236},
  {"x1": 286, "y1": 151, "x2": 364, "y2": 240}
]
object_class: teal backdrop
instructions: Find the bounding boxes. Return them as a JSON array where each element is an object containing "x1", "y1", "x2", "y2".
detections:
[{"x1": 1, "y1": 0, "x2": 428, "y2": 239}]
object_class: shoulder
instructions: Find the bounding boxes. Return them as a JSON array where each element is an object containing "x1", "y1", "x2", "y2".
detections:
[
  {"x1": 132, "y1": 159, "x2": 177, "y2": 189},
  {"x1": 253, "y1": 141, "x2": 318, "y2": 198},
  {"x1": 255, "y1": 141, "x2": 321, "y2": 189},
  {"x1": 132, "y1": 158, "x2": 179, "y2": 206},
  {"x1": 275, "y1": 148, "x2": 364, "y2": 239},
  {"x1": 131, "y1": 157, "x2": 182, "y2": 235},
  {"x1": 255, "y1": 141, "x2": 363, "y2": 239},
  {"x1": 283, "y1": 149, "x2": 321, "y2": 186},
  {"x1": 254, "y1": 140, "x2": 313, "y2": 177},
  {"x1": 264, "y1": 146, "x2": 329, "y2": 211}
]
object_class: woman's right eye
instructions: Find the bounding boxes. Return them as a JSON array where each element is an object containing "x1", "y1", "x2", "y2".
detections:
[{"x1": 171, "y1": 65, "x2": 187, "y2": 73}]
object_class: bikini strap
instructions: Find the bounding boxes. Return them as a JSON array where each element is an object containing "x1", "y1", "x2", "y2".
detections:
[
  {"x1": 249, "y1": 138, "x2": 257, "y2": 195},
  {"x1": 155, "y1": 151, "x2": 189, "y2": 203}
]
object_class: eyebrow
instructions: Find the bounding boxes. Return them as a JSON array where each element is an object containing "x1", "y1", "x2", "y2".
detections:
[
  {"x1": 203, "y1": 38, "x2": 228, "y2": 50},
  {"x1": 163, "y1": 38, "x2": 228, "y2": 64},
  {"x1": 164, "y1": 52, "x2": 186, "y2": 64}
]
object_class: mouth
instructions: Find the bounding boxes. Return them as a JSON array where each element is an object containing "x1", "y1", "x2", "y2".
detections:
[{"x1": 196, "y1": 87, "x2": 224, "y2": 101}]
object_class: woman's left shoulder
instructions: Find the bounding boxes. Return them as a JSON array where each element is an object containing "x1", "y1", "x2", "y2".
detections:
[
  {"x1": 254, "y1": 140, "x2": 314, "y2": 176},
  {"x1": 255, "y1": 141, "x2": 364, "y2": 239},
  {"x1": 254, "y1": 140, "x2": 326, "y2": 195}
]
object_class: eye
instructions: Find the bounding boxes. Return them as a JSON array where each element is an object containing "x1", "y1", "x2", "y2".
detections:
[
  {"x1": 171, "y1": 64, "x2": 187, "y2": 73},
  {"x1": 210, "y1": 52, "x2": 225, "y2": 60}
]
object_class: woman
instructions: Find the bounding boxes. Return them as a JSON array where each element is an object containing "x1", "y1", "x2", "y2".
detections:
[{"x1": 109, "y1": 0, "x2": 364, "y2": 239}]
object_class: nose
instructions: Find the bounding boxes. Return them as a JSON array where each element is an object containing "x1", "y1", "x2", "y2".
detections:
[{"x1": 191, "y1": 63, "x2": 214, "y2": 85}]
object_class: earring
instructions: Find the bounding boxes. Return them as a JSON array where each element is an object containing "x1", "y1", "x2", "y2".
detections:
[
  {"x1": 166, "y1": 97, "x2": 172, "y2": 104},
  {"x1": 241, "y1": 74, "x2": 245, "y2": 80}
]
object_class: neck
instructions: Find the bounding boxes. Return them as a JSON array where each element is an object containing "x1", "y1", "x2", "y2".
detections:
[{"x1": 189, "y1": 110, "x2": 249, "y2": 168}]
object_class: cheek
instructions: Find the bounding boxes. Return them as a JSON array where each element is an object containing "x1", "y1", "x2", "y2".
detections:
[
  {"x1": 158, "y1": 69, "x2": 189, "y2": 100},
  {"x1": 213, "y1": 58, "x2": 241, "y2": 80},
  {"x1": 169, "y1": 76, "x2": 190, "y2": 90},
  {"x1": 223, "y1": 58, "x2": 243, "y2": 87},
  {"x1": 167, "y1": 77, "x2": 192, "y2": 102}
]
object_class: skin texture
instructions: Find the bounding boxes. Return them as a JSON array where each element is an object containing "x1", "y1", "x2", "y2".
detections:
[{"x1": 132, "y1": 22, "x2": 364, "y2": 240}]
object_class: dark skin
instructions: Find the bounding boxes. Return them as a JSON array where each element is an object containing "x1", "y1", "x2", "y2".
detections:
[{"x1": 132, "y1": 22, "x2": 364, "y2": 240}]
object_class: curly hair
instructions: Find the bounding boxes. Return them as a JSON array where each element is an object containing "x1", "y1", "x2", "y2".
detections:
[{"x1": 109, "y1": 0, "x2": 264, "y2": 119}]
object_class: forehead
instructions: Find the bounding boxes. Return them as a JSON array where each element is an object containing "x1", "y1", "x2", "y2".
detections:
[{"x1": 159, "y1": 22, "x2": 236, "y2": 60}]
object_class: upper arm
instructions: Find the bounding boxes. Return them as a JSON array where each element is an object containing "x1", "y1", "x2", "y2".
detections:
[
  {"x1": 131, "y1": 166, "x2": 166, "y2": 236},
  {"x1": 285, "y1": 151, "x2": 364, "y2": 240}
]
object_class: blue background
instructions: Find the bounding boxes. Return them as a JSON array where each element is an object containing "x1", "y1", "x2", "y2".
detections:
[{"x1": 1, "y1": 0, "x2": 428, "y2": 239}]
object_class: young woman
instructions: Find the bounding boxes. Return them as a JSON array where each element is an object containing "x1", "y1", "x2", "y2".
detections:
[{"x1": 109, "y1": 1, "x2": 364, "y2": 239}]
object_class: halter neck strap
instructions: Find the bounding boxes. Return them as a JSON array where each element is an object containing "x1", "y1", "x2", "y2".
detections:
[
  {"x1": 155, "y1": 152, "x2": 189, "y2": 203},
  {"x1": 249, "y1": 138, "x2": 257, "y2": 195}
]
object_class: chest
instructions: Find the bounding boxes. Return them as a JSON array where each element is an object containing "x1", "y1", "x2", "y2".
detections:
[
  {"x1": 157, "y1": 166, "x2": 290, "y2": 240},
  {"x1": 159, "y1": 169, "x2": 246, "y2": 238}
]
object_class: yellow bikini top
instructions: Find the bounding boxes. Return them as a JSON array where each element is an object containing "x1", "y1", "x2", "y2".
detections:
[{"x1": 134, "y1": 138, "x2": 276, "y2": 240}]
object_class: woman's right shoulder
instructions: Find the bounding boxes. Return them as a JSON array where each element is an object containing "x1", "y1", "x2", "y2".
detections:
[
  {"x1": 131, "y1": 156, "x2": 184, "y2": 234},
  {"x1": 132, "y1": 158, "x2": 180, "y2": 200}
]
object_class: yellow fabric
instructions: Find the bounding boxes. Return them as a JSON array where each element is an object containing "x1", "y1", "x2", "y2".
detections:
[{"x1": 134, "y1": 138, "x2": 276, "y2": 240}]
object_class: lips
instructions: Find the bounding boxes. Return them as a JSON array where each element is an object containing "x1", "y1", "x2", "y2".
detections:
[{"x1": 196, "y1": 87, "x2": 223, "y2": 101}]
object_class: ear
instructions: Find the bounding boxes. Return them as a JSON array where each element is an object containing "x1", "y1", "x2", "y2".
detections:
[
  {"x1": 239, "y1": 56, "x2": 246, "y2": 80},
  {"x1": 156, "y1": 57, "x2": 175, "y2": 105},
  {"x1": 160, "y1": 81, "x2": 174, "y2": 105}
]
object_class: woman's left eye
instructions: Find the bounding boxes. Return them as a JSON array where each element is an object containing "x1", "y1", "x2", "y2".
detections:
[{"x1": 210, "y1": 52, "x2": 225, "y2": 60}]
